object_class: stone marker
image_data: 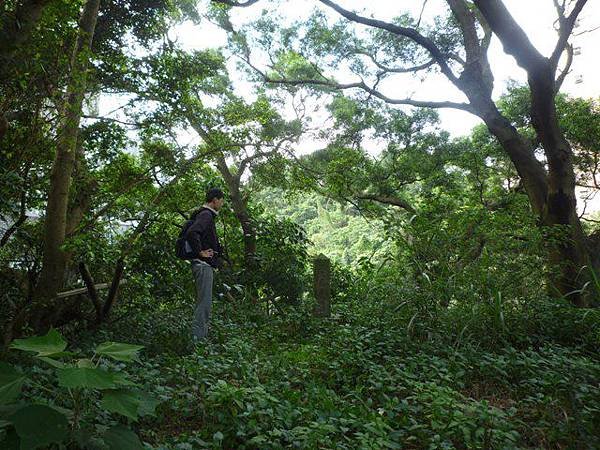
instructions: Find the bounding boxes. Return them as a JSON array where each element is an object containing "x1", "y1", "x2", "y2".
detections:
[{"x1": 313, "y1": 254, "x2": 331, "y2": 317}]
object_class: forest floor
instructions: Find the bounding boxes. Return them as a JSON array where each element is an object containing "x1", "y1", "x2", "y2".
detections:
[{"x1": 108, "y1": 298, "x2": 600, "y2": 449}]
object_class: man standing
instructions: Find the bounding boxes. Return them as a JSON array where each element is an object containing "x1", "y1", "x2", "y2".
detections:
[{"x1": 185, "y1": 188, "x2": 224, "y2": 341}]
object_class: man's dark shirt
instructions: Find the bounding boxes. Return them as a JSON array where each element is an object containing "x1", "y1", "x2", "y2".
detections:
[{"x1": 186, "y1": 207, "x2": 222, "y2": 268}]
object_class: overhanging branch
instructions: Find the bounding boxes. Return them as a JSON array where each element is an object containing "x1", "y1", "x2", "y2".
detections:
[
  {"x1": 212, "y1": 0, "x2": 260, "y2": 6},
  {"x1": 265, "y1": 75, "x2": 474, "y2": 112},
  {"x1": 317, "y1": 0, "x2": 461, "y2": 86},
  {"x1": 349, "y1": 50, "x2": 435, "y2": 74},
  {"x1": 237, "y1": 137, "x2": 293, "y2": 177},
  {"x1": 356, "y1": 194, "x2": 416, "y2": 213}
]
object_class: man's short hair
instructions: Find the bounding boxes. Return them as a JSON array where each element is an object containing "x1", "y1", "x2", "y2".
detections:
[{"x1": 206, "y1": 188, "x2": 224, "y2": 203}]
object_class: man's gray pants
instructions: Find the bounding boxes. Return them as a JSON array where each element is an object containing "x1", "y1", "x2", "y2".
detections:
[{"x1": 191, "y1": 261, "x2": 214, "y2": 340}]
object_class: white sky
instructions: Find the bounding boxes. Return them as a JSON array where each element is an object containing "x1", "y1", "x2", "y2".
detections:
[{"x1": 172, "y1": 0, "x2": 600, "y2": 135}]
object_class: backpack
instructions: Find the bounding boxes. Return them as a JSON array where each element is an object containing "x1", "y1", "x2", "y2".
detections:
[{"x1": 175, "y1": 219, "x2": 195, "y2": 260}]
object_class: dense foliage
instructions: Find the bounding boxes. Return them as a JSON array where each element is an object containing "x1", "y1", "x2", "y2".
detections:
[{"x1": 1, "y1": 0, "x2": 599, "y2": 448}]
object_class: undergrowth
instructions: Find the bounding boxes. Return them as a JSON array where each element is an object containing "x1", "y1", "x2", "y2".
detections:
[{"x1": 108, "y1": 293, "x2": 600, "y2": 449}]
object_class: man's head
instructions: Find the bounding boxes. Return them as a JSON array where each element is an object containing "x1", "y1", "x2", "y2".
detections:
[{"x1": 205, "y1": 188, "x2": 225, "y2": 211}]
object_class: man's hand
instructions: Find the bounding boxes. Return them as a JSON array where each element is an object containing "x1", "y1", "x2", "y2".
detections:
[{"x1": 200, "y1": 249, "x2": 214, "y2": 258}]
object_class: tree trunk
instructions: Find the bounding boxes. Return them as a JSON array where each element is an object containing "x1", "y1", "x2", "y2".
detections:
[
  {"x1": 231, "y1": 189, "x2": 257, "y2": 262},
  {"x1": 66, "y1": 144, "x2": 97, "y2": 236},
  {"x1": 215, "y1": 154, "x2": 257, "y2": 265},
  {"x1": 468, "y1": 0, "x2": 595, "y2": 305},
  {"x1": 32, "y1": 0, "x2": 100, "y2": 326},
  {"x1": 78, "y1": 262, "x2": 102, "y2": 323},
  {"x1": 529, "y1": 65, "x2": 592, "y2": 306},
  {"x1": 456, "y1": 56, "x2": 593, "y2": 306},
  {"x1": 481, "y1": 99, "x2": 591, "y2": 306}
]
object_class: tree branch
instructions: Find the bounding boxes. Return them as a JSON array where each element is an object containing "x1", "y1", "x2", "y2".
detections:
[
  {"x1": 215, "y1": 1, "x2": 471, "y2": 112},
  {"x1": 78, "y1": 261, "x2": 102, "y2": 323},
  {"x1": 213, "y1": 0, "x2": 260, "y2": 6},
  {"x1": 83, "y1": 114, "x2": 141, "y2": 127},
  {"x1": 356, "y1": 194, "x2": 416, "y2": 213},
  {"x1": 555, "y1": 43, "x2": 574, "y2": 91},
  {"x1": 416, "y1": 0, "x2": 429, "y2": 29},
  {"x1": 550, "y1": 0, "x2": 588, "y2": 69},
  {"x1": 446, "y1": 0, "x2": 494, "y2": 94},
  {"x1": 265, "y1": 75, "x2": 474, "y2": 112},
  {"x1": 237, "y1": 139, "x2": 289, "y2": 177},
  {"x1": 102, "y1": 258, "x2": 125, "y2": 319},
  {"x1": 0, "y1": 187, "x2": 27, "y2": 247},
  {"x1": 473, "y1": 0, "x2": 546, "y2": 73},
  {"x1": 69, "y1": 166, "x2": 156, "y2": 236},
  {"x1": 350, "y1": 50, "x2": 435, "y2": 74},
  {"x1": 317, "y1": 0, "x2": 461, "y2": 86},
  {"x1": 446, "y1": 0, "x2": 480, "y2": 61}
]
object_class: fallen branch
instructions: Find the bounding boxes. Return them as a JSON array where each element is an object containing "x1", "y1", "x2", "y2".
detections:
[{"x1": 56, "y1": 279, "x2": 127, "y2": 299}]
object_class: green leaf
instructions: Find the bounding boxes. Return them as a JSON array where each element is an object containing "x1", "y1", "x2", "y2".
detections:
[
  {"x1": 9, "y1": 404, "x2": 69, "y2": 449},
  {"x1": 102, "y1": 425, "x2": 144, "y2": 450},
  {"x1": 48, "y1": 405, "x2": 74, "y2": 421},
  {"x1": 112, "y1": 372, "x2": 139, "y2": 387},
  {"x1": 100, "y1": 388, "x2": 159, "y2": 421},
  {"x1": 56, "y1": 368, "x2": 119, "y2": 389},
  {"x1": 0, "y1": 363, "x2": 25, "y2": 405},
  {"x1": 35, "y1": 357, "x2": 66, "y2": 369},
  {"x1": 10, "y1": 329, "x2": 67, "y2": 356},
  {"x1": 100, "y1": 389, "x2": 141, "y2": 420},
  {"x1": 41, "y1": 351, "x2": 76, "y2": 358},
  {"x1": 95, "y1": 342, "x2": 144, "y2": 362}
]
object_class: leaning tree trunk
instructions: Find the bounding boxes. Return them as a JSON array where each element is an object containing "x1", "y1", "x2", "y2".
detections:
[
  {"x1": 529, "y1": 64, "x2": 592, "y2": 306},
  {"x1": 186, "y1": 119, "x2": 258, "y2": 266},
  {"x1": 468, "y1": 0, "x2": 596, "y2": 306},
  {"x1": 40, "y1": 143, "x2": 98, "y2": 327},
  {"x1": 449, "y1": 1, "x2": 594, "y2": 305},
  {"x1": 32, "y1": 0, "x2": 100, "y2": 327},
  {"x1": 215, "y1": 154, "x2": 257, "y2": 266},
  {"x1": 472, "y1": 86, "x2": 592, "y2": 306}
]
